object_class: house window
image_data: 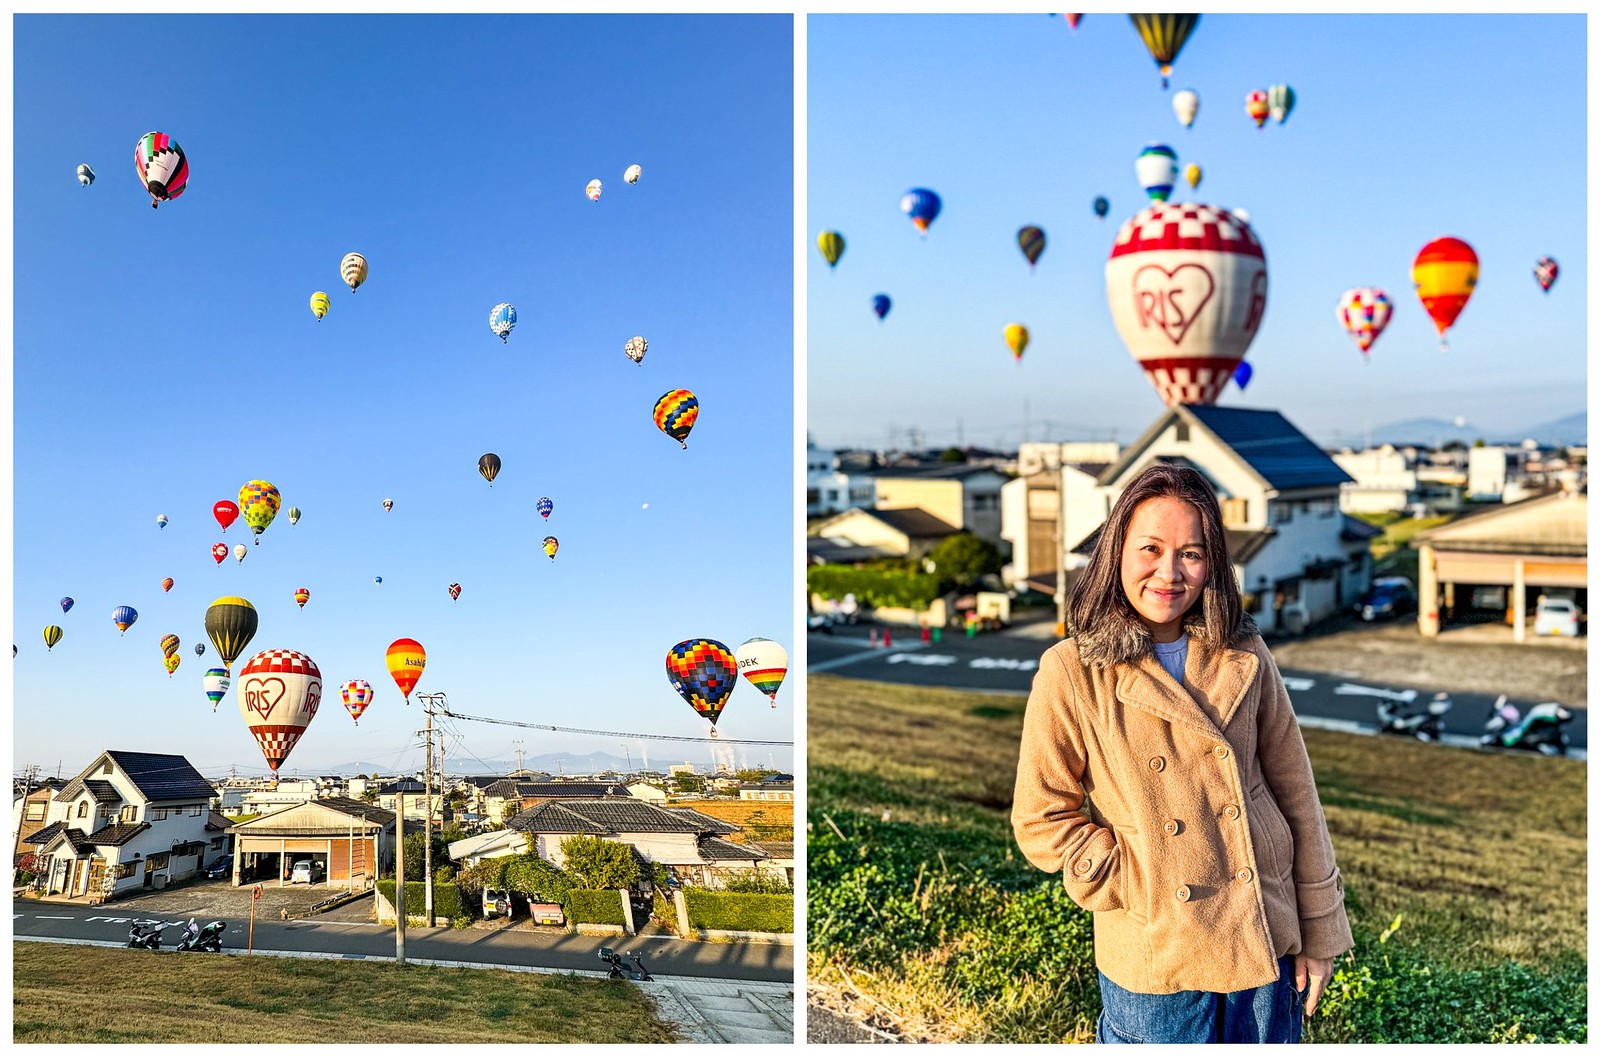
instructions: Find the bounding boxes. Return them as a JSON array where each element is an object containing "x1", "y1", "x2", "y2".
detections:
[
  {"x1": 102, "y1": 763, "x2": 113, "y2": 775},
  {"x1": 148, "y1": 853, "x2": 169, "y2": 870},
  {"x1": 100, "y1": 805, "x2": 114, "y2": 819},
  {"x1": 151, "y1": 808, "x2": 168, "y2": 821},
  {"x1": 77, "y1": 802, "x2": 88, "y2": 818},
  {"x1": 190, "y1": 805, "x2": 203, "y2": 816},
  {"x1": 1174, "y1": 422, "x2": 1190, "y2": 443},
  {"x1": 120, "y1": 806, "x2": 137, "y2": 823},
  {"x1": 1221, "y1": 497, "x2": 1248, "y2": 527},
  {"x1": 210, "y1": 837, "x2": 223, "y2": 850},
  {"x1": 1270, "y1": 502, "x2": 1293, "y2": 525},
  {"x1": 971, "y1": 494, "x2": 998, "y2": 512},
  {"x1": 25, "y1": 802, "x2": 45, "y2": 822}
]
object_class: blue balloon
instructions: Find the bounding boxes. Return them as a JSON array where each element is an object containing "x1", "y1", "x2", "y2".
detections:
[
  {"x1": 900, "y1": 188, "x2": 942, "y2": 232},
  {"x1": 489, "y1": 302, "x2": 517, "y2": 343},
  {"x1": 872, "y1": 294, "x2": 891, "y2": 321},
  {"x1": 536, "y1": 496, "x2": 554, "y2": 520},
  {"x1": 1093, "y1": 196, "x2": 1110, "y2": 219},
  {"x1": 1234, "y1": 360, "x2": 1253, "y2": 390},
  {"x1": 374, "y1": 576, "x2": 383, "y2": 585},
  {"x1": 111, "y1": 605, "x2": 138, "y2": 634},
  {"x1": 60, "y1": 597, "x2": 74, "y2": 613}
]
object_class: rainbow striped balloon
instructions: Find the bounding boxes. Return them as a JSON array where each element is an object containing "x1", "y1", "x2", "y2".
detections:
[
  {"x1": 341, "y1": 679, "x2": 374, "y2": 724},
  {"x1": 735, "y1": 637, "x2": 788, "y2": 704},
  {"x1": 653, "y1": 389, "x2": 699, "y2": 449}
]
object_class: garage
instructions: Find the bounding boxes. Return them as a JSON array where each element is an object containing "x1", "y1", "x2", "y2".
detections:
[{"x1": 230, "y1": 798, "x2": 394, "y2": 890}]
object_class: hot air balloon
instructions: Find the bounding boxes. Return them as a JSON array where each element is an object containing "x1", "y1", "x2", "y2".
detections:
[
  {"x1": 294, "y1": 588, "x2": 310, "y2": 609},
  {"x1": 542, "y1": 535, "x2": 559, "y2": 560},
  {"x1": 735, "y1": 637, "x2": 788, "y2": 707},
  {"x1": 1185, "y1": 163, "x2": 1202, "y2": 190},
  {"x1": 1172, "y1": 89, "x2": 1199, "y2": 128},
  {"x1": 666, "y1": 638, "x2": 738, "y2": 731},
  {"x1": 1018, "y1": 226, "x2": 1046, "y2": 269},
  {"x1": 341, "y1": 252, "x2": 368, "y2": 292},
  {"x1": 1005, "y1": 323, "x2": 1030, "y2": 363},
  {"x1": 624, "y1": 164, "x2": 642, "y2": 184},
  {"x1": 43, "y1": 626, "x2": 63, "y2": 651},
  {"x1": 490, "y1": 303, "x2": 517, "y2": 343},
  {"x1": 1412, "y1": 237, "x2": 1478, "y2": 351},
  {"x1": 204, "y1": 667, "x2": 231, "y2": 712},
  {"x1": 1534, "y1": 256, "x2": 1558, "y2": 293},
  {"x1": 386, "y1": 638, "x2": 426, "y2": 701},
  {"x1": 625, "y1": 335, "x2": 648, "y2": 364},
  {"x1": 900, "y1": 188, "x2": 942, "y2": 234},
  {"x1": 1135, "y1": 144, "x2": 1179, "y2": 203},
  {"x1": 1267, "y1": 83, "x2": 1295, "y2": 124},
  {"x1": 195, "y1": 642, "x2": 205, "y2": 657},
  {"x1": 1245, "y1": 90, "x2": 1269, "y2": 129},
  {"x1": 586, "y1": 179, "x2": 602, "y2": 201},
  {"x1": 160, "y1": 634, "x2": 180, "y2": 657},
  {"x1": 536, "y1": 496, "x2": 553, "y2": 520},
  {"x1": 112, "y1": 606, "x2": 138, "y2": 634},
  {"x1": 287, "y1": 507, "x2": 301, "y2": 525},
  {"x1": 1129, "y1": 13, "x2": 1200, "y2": 89},
  {"x1": 164, "y1": 653, "x2": 181, "y2": 678},
  {"x1": 238, "y1": 480, "x2": 280, "y2": 544},
  {"x1": 383, "y1": 498, "x2": 393, "y2": 513},
  {"x1": 60, "y1": 597, "x2": 74, "y2": 613},
  {"x1": 1093, "y1": 196, "x2": 1110, "y2": 220},
  {"x1": 653, "y1": 389, "x2": 699, "y2": 449},
  {"x1": 1064, "y1": 14, "x2": 1083, "y2": 29},
  {"x1": 374, "y1": 576, "x2": 383, "y2": 585},
  {"x1": 1232, "y1": 360, "x2": 1254, "y2": 391},
  {"x1": 162, "y1": 577, "x2": 174, "y2": 593},
  {"x1": 205, "y1": 597, "x2": 258, "y2": 667},
  {"x1": 479, "y1": 453, "x2": 501, "y2": 485},
  {"x1": 237, "y1": 648, "x2": 323, "y2": 773},
  {"x1": 1105, "y1": 201, "x2": 1269, "y2": 407},
  {"x1": 134, "y1": 132, "x2": 189, "y2": 208},
  {"x1": 1336, "y1": 288, "x2": 1393, "y2": 362},
  {"x1": 157, "y1": 514, "x2": 169, "y2": 529},
  {"x1": 872, "y1": 294, "x2": 891, "y2": 321},
  {"x1": 212, "y1": 543, "x2": 228, "y2": 564},
  {"x1": 214, "y1": 500, "x2": 239, "y2": 531},
  {"x1": 341, "y1": 679, "x2": 374, "y2": 724},
  {"x1": 310, "y1": 291, "x2": 330, "y2": 321},
  {"x1": 817, "y1": 231, "x2": 845, "y2": 269},
  {"x1": 233, "y1": 544, "x2": 248, "y2": 563},
  {"x1": 448, "y1": 583, "x2": 462, "y2": 602},
  {"x1": 77, "y1": 163, "x2": 95, "y2": 187}
]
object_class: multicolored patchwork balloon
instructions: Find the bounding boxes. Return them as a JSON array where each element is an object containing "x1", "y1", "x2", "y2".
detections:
[
  {"x1": 1534, "y1": 256, "x2": 1558, "y2": 294},
  {"x1": 112, "y1": 606, "x2": 138, "y2": 634},
  {"x1": 666, "y1": 638, "x2": 738, "y2": 730},
  {"x1": 386, "y1": 638, "x2": 426, "y2": 701},
  {"x1": 536, "y1": 496, "x2": 553, "y2": 520},
  {"x1": 204, "y1": 666, "x2": 231, "y2": 712},
  {"x1": 542, "y1": 535, "x2": 559, "y2": 560},
  {"x1": 238, "y1": 480, "x2": 281, "y2": 544},
  {"x1": 1336, "y1": 288, "x2": 1393, "y2": 361},
  {"x1": 135, "y1": 131, "x2": 188, "y2": 208},
  {"x1": 238, "y1": 648, "x2": 323, "y2": 773},
  {"x1": 735, "y1": 637, "x2": 788, "y2": 707},
  {"x1": 653, "y1": 389, "x2": 699, "y2": 449},
  {"x1": 341, "y1": 679, "x2": 374, "y2": 724}
]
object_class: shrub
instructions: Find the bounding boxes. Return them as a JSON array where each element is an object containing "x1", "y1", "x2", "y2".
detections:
[
  {"x1": 504, "y1": 854, "x2": 574, "y2": 906},
  {"x1": 376, "y1": 881, "x2": 466, "y2": 921},
  {"x1": 568, "y1": 888, "x2": 626, "y2": 926},
  {"x1": 720, "y1": 869, "x2": 792, "y2": 894},
  {"x1": 807, "y1": 565, "x2": 941, "y2": 610},
  {"x1": 558, "y1": 835, "x2": 641, "y2": 890},
  {"x1": 434, "y1": 865, "x2": 455, "y2": 885},
  {"x1": 684, "y1": 889, "x2": 793, "y2": 933},
  {"x1": 652, "y1": 888, "x2": 679, "y2": 933}
]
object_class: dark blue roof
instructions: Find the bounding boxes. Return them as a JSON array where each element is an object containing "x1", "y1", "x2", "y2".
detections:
[
  {"x1": 104, "y1": 751, "x2": 218, "y2": 803},
  {"x1": 1185, "y1": 406, "x2": 1353, "y2": 490}
]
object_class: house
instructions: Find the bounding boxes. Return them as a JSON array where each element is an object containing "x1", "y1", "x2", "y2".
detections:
[
  {"x1": 807, "y1": 441, "x2": 877, "y2": 517},
  {"x1": 626, "y1": 782, "x2": 669, "y2": 804},
  {"x1": 809, "y1": 506, "x2": 961, "y2": 565},
  {"x1": 447, "y1": 828, "x2": 528, "y2": 869},
  {"x1": 1332, "y1": 445, "x2": 1417, "y2": 514},
  {"x1": 870, "y1": 463, "x2": 1011, "y2": 546},
  {"x1": 375, "y1": 779, "x2": 444, "y2": 824},
  {"x1": 1001, "y1": 444, "x2": 1116, "y2": 594},
  {"x1": 12, "y1": 778, "x2": 61, "y2": 865},
  {"x1": 507, "y1": 798, "x2": 784, "y2": 888},
  {"x1": 738, "y1": 775, "x2": 794, "y2": 802},
  {"x1": 23, "y1": 751, "x2": 222, "y2": 900},
  {"x1": 479, "y1": 779, "x2": 628, "y2": 825},
  {"x1": 228, "y1": 797, "x2": 395, "y2": 888}
]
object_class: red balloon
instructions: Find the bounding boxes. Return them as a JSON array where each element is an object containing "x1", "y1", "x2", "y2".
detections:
[
  {"x1": 214, "y1": 500, "x2": 239, "y2": 532},
  {"x1": 212, "y1": 543, "x2": 228, "y2": 565}
]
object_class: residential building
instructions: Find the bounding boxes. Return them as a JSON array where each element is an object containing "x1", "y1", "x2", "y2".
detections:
[
  {"x1": 1001, "y1": 450, "x2": 1113, "y2": 595},
  {"x1": 12, "y1": 778, "x2": 61, "y2": 864},
  {"x1": 627, "y1": 782, "x2": 669, "y2": 804},
  {"x1": 375, "y1": 779, "x2": 444, "y2": 824},
  {"x1": 870, "y1": 464, "x2": 1011, "y2": 546},
  {"x1": 737, "y1": 775, "x2": 794, "y2": 802},
  {"x1": 1332, "y1": 445, "x2": 1417, "y2": 514},
  {"x1": 229, "y1": 798, "x2": 394, "y2": 888},
  {"x1": 808, "y1": 506, "x2": 961, "y2": 565},
  {"x1": 807, "y1": 442, "x2": 877, "y2": 517}
]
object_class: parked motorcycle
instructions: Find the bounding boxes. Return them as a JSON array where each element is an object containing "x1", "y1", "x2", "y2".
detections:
[
  {"x1": 126, "y1": 919, "x2": 175, "y2": 950},
  {"x1": 1376, "y1": 691, "x2": 1453, "y2": 742},
  {"x1": 174, "y1": 918, "x2": 227, "y2": 953},
  {"x1": 1480, "y1": 696, "x2": 1574, "y2": 756},
  {"x1": 598, "y1": 947, "x2": 653, "y2": 981}
]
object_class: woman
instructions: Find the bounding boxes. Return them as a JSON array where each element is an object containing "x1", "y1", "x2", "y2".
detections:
[{"x1": 1012, "y1": 464, "x2": 1352, "y2": 1044}]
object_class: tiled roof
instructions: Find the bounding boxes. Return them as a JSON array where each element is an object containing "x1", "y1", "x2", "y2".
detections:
[
  {"x1": 867, "y1": 507, "x2": 960, "y2": 539},
  {"x1": 507, "y1": 802, "x2": 611, "y2": 836},
  {"x1": 510, "y1": 798, "x2": 717, "y2": 836},
  {"x1": 663, "y1": 808, "x2": 740, "y2": 836},
  {"x1": 698, "y1": 836, "x2": 767, "y2": 862},
  {"x1": 377, "y1": 779, "x2": 426, "y2": 795},
  {"x1": 1182, "y1": 406, "x2": 1354, "y2": 491},
  {"x1": 204, "y1": 810, "x2": 234, "y2": 832},
  {"x1": 1340, "y1": 514, "x2": 1384, "y2": 542},
  {"x1": 104, "y1": 751, "x2": 218, "y2": 803},
  {"x1": 871, "y1": 464, "x2": 1009, "y2": 481},
  {"x1": 752, "y1": 841, "x2": 794, "y2": 860},
  {"x1": 86, "y1": 821, "x2": 151, "y2": 847},
  {"x1": 22, "y1": 821, "x2": 64, "y2": 845},
  {"x1": 315, "y1": 797, "x2": 396, "y2": 827},
  {"x1": 83, "y1": 781, "x2": 121, "y2": 802},
  {"x1": 517, "y1": 783, "x2": 621, "y2": 799}
]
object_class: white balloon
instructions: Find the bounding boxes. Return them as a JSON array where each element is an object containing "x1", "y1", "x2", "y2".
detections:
[
  {"x1": 237, "y1": 649, "x2": 323, "y2": 774},
  {"x1": 1172, "y1": 89, "x2": 1199, "y2": 128},
  {"x1": 624, "y1": 164, "x2": 642, "y2": 184}
]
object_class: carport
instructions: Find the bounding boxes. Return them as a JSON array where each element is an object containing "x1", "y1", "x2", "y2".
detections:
[
  {"x1": 230, "y1": 797, "x2": 394, "y2": 889},
  {"x1": 1416, "y1": 490, "x2": 1587, "y2": 642}
]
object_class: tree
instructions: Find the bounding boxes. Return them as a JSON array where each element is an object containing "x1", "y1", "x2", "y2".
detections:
[
  {"x1": 440, "y1": 823, "x2": 468, "y2": 847},
  {"x1": 926, "y1": 532, "x2": 1003, "y2": 591},
  {"x1": 400, "y1": 832, "x2": 450, "y2": 881},
  {"x1": 939, "y1": 447, "x2": 968, "y2": 464},
  {"x1": 360, "y1": 788, "x2": 379, "y2": 804},
  {"x1": 558, "y1": 835, "x2": 641, "y2": 889},
  {"x1": 670, "y1": 773, "x2": 704, "y2": 795}
]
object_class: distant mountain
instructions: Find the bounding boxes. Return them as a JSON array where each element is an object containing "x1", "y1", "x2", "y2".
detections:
[
  {"x1": 1354, "y1": 411, "x2": 1585, "y2": 449},
  {"x1": 1518, "y1": 411, "x2": 1586, "y2": 447}
]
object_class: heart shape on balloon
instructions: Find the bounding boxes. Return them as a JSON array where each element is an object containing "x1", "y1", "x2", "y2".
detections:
[
  {"x1": 242, "y1": 676, "x2": 286, "y2": 720},
  {"x1": 1131, "y1": 263, "x2": 1216, "y2": 347}
]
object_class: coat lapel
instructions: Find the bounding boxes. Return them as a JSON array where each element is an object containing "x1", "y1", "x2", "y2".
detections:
[{"x1": 1113, "y1": 636, "x2": 1261, "y2": 738}]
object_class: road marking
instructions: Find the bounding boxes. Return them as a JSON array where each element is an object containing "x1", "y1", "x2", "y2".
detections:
[
  {"x1": 885, "y1": 652, "x2": 956, "y2": 666},
  {"x1": 1333, "y1": 682, "x2": 1418, "y2": 703},
  {"x1": 810, "y1": 642, "x2": 928, "y2": 672},
  {"x1": 34, "y1": 915, "x2": 76, "y2": 920},
  {"x1": 969, "y1": 657, "x2": 1038, "y2": 671},
  {"x1": 1282, "y1": 677, "x2": 1315, "y2": 692}
]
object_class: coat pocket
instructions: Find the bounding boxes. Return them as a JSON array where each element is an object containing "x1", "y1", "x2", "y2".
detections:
[
  {"x1": 1247, "y1": 783, "x2": 1295, "y2": 882},
  {"x1": 1062, "y1": 825, "x2": 1125, "y2": 914}
]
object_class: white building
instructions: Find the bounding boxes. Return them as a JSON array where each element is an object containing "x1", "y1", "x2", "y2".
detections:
[
  {"x1": 1001, "y1": 450, "x2": 1116, "y2": 593},
  {"x1": 1332, "y1": 445, "x2": 1417, "y2": 514},
  {"x1": 807, "y1": 442, "x2": 877, "y2": 517}
]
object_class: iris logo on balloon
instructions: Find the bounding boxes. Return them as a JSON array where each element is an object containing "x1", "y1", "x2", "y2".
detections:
[{"x1": 1132, "y1": 265, "x2": 1214, "y2": 345}]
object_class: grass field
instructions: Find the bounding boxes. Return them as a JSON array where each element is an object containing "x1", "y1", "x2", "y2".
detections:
[
  {"x1": 807, "y1": 674, "x2": 1587, "y2": 1044},
  {"x1": 13, "y1": 943, "x2": 678, "y2": 1044}
]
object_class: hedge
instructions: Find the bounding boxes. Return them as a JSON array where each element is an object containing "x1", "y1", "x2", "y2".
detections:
[
  {"x1": 684, "y1": 889, "x2": 793, "y2": 933},
  {"x1": 807, "y1": 565, "x2": 940, "y2": 610},
  {"x1": 568, "y1": 888, "x2": 625, "y2": 926},
  {"x1": 377, "y1": 880, "x2": 467, "y2": 921}
]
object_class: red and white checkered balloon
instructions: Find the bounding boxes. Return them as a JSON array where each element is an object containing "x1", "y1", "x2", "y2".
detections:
[{"x1": 237, "y1": 648, "x2": 323, "y2": 773}]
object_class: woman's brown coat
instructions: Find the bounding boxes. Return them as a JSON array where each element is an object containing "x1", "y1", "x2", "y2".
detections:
[{"x1": 1012, "y1": 610, "x2": 1354, "y2": 995}]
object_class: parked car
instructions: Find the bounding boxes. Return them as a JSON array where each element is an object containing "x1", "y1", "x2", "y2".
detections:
[
  {"x1": 289, "y1": 859, "x2": 325, "y2": 884},
  {"x1": 1533, "y1": 597, "x2": 1581, "y2": 637},
  {"x1": 483, "y1": 887, "x2": 512, "y2": 919},
  {"x1": 1354, "y1": 577, "x2": 1417, "y2": 622},
  {"x1": 203, "y1": 857, "x2": 231, "y2": 880}
]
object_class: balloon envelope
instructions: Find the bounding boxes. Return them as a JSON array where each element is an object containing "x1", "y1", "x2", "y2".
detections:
[
  {"x1": 60, "y1": 597, "x2": 73, "y2": 613},
  {"x1": 490, "y1": 303, "x2": 517, "y2": 342},
  {"x1": 238, "y1": 481, "x2": 281, "y2": 541},
  {"x1": 817, "y1": 231, "x2": 844, "y2": 268},
  {"x1": 1185, "y1": 163, "x2": 1202, "y2": 190},
  {"x1": 204, "y1": 666, "x2": 231, "y2": 712},
  {"x1": 205, "y1": 597, "x2": 258, "y2": 666},
  {"x1": 294, "y1": 588, "x2": 310, "y2": 609},
  {"x1": 625, "y1": 335, "x2": 648, "y2": 364},
  {"x1": 666, "y1": 638, "x2": 738, "y2": 727},
  {"x1": 195, "y1": 642, "x2": 205, "y2": 656},
  {"x1": 624, "y1": 164, "x2": 642, "y2": 184},
  {"x1": 1534, "y1": 256, "x2": 1558, "y2": 293},
  {"x1": 1337, "y1": 287, "x2": 1393, "y2": 358},
  {"x1": 653, "y1": 389, "x2": 699, "y2": 448},
  {"x1": 735, "y1": 637, "x2": 789, "y2": 701},
  {"x1": 135, "y1": 131, "x2": 189, "y2": 206},
  {"x1": 43, "y1": 626, "x2": 63, "y2": 651},
  {"x1": 162, "y1": 577, "x2": 174, "y2": 593},
  {"x1": 1135, "y1": 144, "x2": 1179, "y2": 203},
  {"x1": 1017, "y1": 226, "x2": 1046, "y2": 268},
  {"x1": 1005, "y1": 323, "x2": 1030, "y2": 362},
  {"x1": 872, "y1": 294, "x2": 891, "y2": 320},
  {"x1": 536, "y1": 496, "x2": 553, "y2": 519},
  {"x1": 900, "y1": 188, "x2": 942, "y2": 233},
  {"x1": 448, "y1": 583, "x2": 462, "y2": 601},
  {"x1": 386, "y1": 638, "x2": 426, "y2": 700},
  {"x1": 77, "y1": 163, "x2": 95, "y2": 186},
  {"x1": 287, "y1": 507, "x2": 301, "y2": 525},
  {"x1": 341, "y1": 679, "x2": 374, "y2": 723},
  {"x1": 1129, "y1": 13, "x2": 1200, "y2": 87},
  {"x1": 341, "y1": 252, "x2": 368, "y2": 292},
  {"x1": 212, "y1": 543, "x2": 228, "y2": 564},
  {"x1": 542, "y1": 535, "x2": 559, "y2": 560},
  {"x1": 112, "y1": 606, "x2": 138, "y2": 634},
  {"x1": 1233, "y1": 360, "x2": 1253, "y2": 390},
  {"x1": 1173, "y1": 89, "x2": 1199, "y2": 127},
  {"x1": 1093, "y1": 196, "x2": 1110, "y2": 220},
  {"x1": 310, "y1": 291, "x2": 330, "y2": 320},
  {"x1": 160, "y1": 634, "x2": 180, "y2": 657},
  {"x1": 164, "y1": 653, "x2": 181, "y2": 677},
  {"x1": 1267, "y1": 83, "x2": 1296, "y2": 124},
  {"x1": 1246, "y1": 89, "x2": 1270, "y2": 128},
  {"x1": 157, "y1": 514, "x2": 169, "y2": 529},
  {"x1": 233, "y1": 544, "x2": 248, "y2": 563},
  {"x1": 479, "y1": 453, "x2": 501, "y2": 484},
  {"x1": 237, "y1": 648, "x2": 323, "y2": 773},
  {"x1": 586, "y1": 179, "x2": 602, "y2": 201},
  {"x1": 1412, "y1": 237, "x2": 1478, "y2": 342},
  {"x1": 214, "y1": 500, "x2": 239, "y2": 531}
]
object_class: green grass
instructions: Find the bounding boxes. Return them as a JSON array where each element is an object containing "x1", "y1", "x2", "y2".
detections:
[
  {"x1": 13, "y1": 942, "x2": 679, "y2": 1043},
  {"x1": 807, "y1": 674, "x2": 1586, "y2": 1044}
]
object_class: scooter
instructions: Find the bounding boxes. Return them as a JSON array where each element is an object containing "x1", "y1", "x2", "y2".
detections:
[
  {"x1": 1375, "y1": 691, "x2": 1453, "y2": 742},
  {"x1": 127, "y1": 919, "x2": 176, "y2": 950},
  {"x1": 174, "y1": 918, "x2": 227, "y2": 953},
  {"x1": 1480, "y1": 696, "x2": 1574, "y2": 756},
  {"x1": 598, "y1": 947, "x2": 653, "y2": 981}
]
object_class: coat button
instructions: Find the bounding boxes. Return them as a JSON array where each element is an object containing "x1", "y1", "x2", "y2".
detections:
[
  {"x1": 1213, "y1": 744, "x2": 1230, "y2": 759},
  {"x1": 1175, "y1": 885, "x2": 1192, "y2": 902},
  {"x1": 1236, "y1": 868, "x2": 1253, "y2": 884},
  {"x1": 1223, "y1": 804, "x2": 1240, "y2": 820},
  {"x1": 1163, "y1": 819, "x2": 1179, "y2": 836},
  {"x1": 1148, "y1": 756, "x2": 1166, "y2": 772},
  {"x1": 1075, "y1": 858, "x2": 1093, "y2": 874}
]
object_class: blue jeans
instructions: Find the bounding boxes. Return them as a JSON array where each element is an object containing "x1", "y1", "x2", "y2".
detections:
[{"x1": 1096, "y1": 956, "x2": 1304, "y2": 1044}]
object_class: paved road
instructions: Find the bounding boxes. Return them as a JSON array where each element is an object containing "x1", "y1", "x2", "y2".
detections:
[
  {"x1": 809, "y1": 626, "x2": 1588, "y2": 752},
  {"x1": 11, "y1": 899, "x2": 794, "y2": 983}
]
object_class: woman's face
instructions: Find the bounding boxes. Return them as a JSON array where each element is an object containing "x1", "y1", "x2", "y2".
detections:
[{"x1": 1120, "y1": 495, "x2": 1208, "y2": 642}]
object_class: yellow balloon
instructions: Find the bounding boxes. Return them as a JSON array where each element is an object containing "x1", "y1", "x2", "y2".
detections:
[
  {"x1": 310, "y1": 291, "x2": 330, "y2": 320},
  {"x1": 1185, "y1": 163, "x2": 1202, "y2": 190},
  {"x1": 817, "y1": 231, "x2": 845, "y2": 268},
  {"x1": 1005, "y1": 323, "x2": 1030, "y2": 362}
]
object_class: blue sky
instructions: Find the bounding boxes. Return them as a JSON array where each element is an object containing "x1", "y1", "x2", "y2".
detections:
[
  {"x1": 12, "y1": 15, "x2": 794, "y2": 779},
  {"x1": 808, "y1": 14, "x2": 1586, "y2": 451}
]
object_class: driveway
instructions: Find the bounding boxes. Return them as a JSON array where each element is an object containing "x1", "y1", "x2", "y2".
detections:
[{"x1": 48, "y1": 876, "x2": 372, "y2": 922}]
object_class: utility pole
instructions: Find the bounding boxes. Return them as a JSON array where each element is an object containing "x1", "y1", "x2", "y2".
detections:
[
  {"x1": 394, "y1": 787, "x2": 406, "y2": 966},
  {"x1": 415, "y1": 692, "x2": 446, "y2": 929},
  {"x1": 12, "y1": 764, "x2": 38, "y2": 870},
  {"x1": 512, "y1": 740, "x2": 524, "y2": 776}
]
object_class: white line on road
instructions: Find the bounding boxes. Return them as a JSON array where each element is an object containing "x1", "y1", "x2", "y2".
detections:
[
  {"x1": 34, "y1": 915, "x2": 76, "y2": 920},
  {"x1": 809, "y1": 642, "x2": 927, "y2": 673}
]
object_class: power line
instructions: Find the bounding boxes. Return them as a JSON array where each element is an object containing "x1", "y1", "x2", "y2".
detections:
[{"x1": 436, "y1": 707, "x2": 793, "y2": 746}]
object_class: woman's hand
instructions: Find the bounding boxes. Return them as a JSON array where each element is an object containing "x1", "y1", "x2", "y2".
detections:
[{"x1": 1295, "y1": 955, "x2": 1335, "y2": 1016}]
